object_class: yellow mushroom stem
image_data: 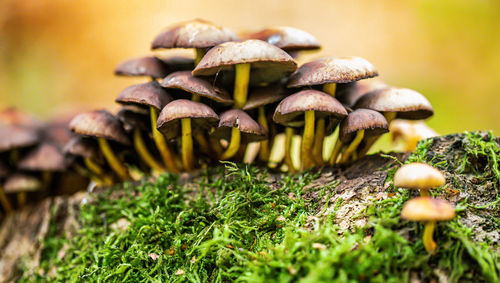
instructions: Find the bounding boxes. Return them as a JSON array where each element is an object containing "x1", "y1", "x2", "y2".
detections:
[
  {"x1": 42, "y1": 170, "x2": 52, "y2": 193},
  {"x1": 221, "y1": 127, "x2": 241, "y2": 160},
  {"x1": 194, "y1": 48, "x2": 205, "y2": 66},
  {"x1": 98, "y1": 138, "x2": 131, "y2": 181},
  {"x1": 258, "y1": 107, "x2": 270, "y2": 162},
  {"x1": 233, "y1": 63, "x2": 251, "y2": 109},
  {"x1": 133, "y1": 128, "x2": 164, "y2": 172},
  {"x1": 420, "y1": 190, "x2": 430, "y2": 197},
  {"x1": 17, "y1": 192, "x2": 26, "y2": 208},
  {"x1": 423, "y1": 221, "x2": 437, "y2": 253},
  {"x1": 312, "y1": 118, "x2": 326, "y2": 165},
  {"x1": 323, "y1": 83, "x2": 337, "y2": 97},
  {"x1": 357, "y1": 112, "x2": 396, "y2": 158},
  {"x1": 150, "y1": 107, "x2": 179, "y2": 173},
  {"x1": 194, "y1": 133, "x2": 211, "y2": 155},
  {"x1": 384, "y1": 112, "x2": 397, "y2": 124},
  {"x1": 329, "y1": 138, "x2": 344, "y2": 165},
  {"x1": 341, "y1": 130, "x2": 365, "y2": 163},
  {"x1": 302, "y1": 110, "x2": 315, "y2": 169},
  {"x1": 209, "y1": 136, "x2": 224, "y2": 158},
  {"x1": 181, "y1": 118, "x2": 195, "y2": 171},
  {"x1": 84, "y1": 158, "x2": 113, "y2": 185},
  {"x1": 0, "y1": 187, "x2": 13, "y2": 213},
  {"x1": 284, "y1": 127, "x2": 296, "y2": 173}
]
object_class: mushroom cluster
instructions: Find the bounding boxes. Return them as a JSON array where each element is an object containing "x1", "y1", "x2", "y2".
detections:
[{"x1": 396, "y1": 163, "x2": 455, "y2": 253}]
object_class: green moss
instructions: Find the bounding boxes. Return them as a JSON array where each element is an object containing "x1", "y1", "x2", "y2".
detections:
[{"x1": 21, "y1": 133, "x2": 499, "y2": 282}]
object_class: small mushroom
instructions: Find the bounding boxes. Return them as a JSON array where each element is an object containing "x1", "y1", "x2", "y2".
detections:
[
  {"x1": 336, "y1": 80, "x2": 387, "y2": 108},
  {"x1": 3, "y1": 173, "x2": 42, "y2": 208},
  {"x1": 115, "y1": 56, "x2": 170, "y2": 80},
  {"x1": 394, "y1": 163, "x2": 445, "y2": 197},
  {"x1": 212, "y1": 109, "x2": 266, "y2": 160},
  {"x1": 401, "y1": 197, "x2": 455, "y2": 253},
  {"x1": 0, "y1": 125, "x2": 39, "y2": 153},
  {"x1": 193, "y1": 39, "x2": 297, "y2": 108},
  {"x1": 151, "y1": 19, "x2": 238, "y2": 65},
  {"x1": 390, "y1": 119, "x2": 438, "y2": 151},
  {"x1": 157, "y1": 99, "x2": 219, "y2": 171}
]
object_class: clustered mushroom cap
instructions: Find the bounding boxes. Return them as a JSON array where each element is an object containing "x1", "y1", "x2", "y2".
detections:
[
  {"x1": 394, "y1": 163, "x2": 446, "y2": 190},
  {"x1": 244, "y1": 26, "x2": 321, "y2": 52},
  {"x1": 116, "y1": 107, "x2": 150, "y2": 132},
  {"x1": 18, "y1": 142, "x2": 67, "y2": 172},
  {"x1": 339, "y1": 109, "x2": 389, "y2": 142},
  {"x1": 0, "y1": 125, "x2": 39, "y2": 152},
  {"x1": 152, "y1": 19, "x2": 239, "y2": 49},
  {"x1": 156, "y1": 99, "x2": 219, "y2": 140},
  {"x1": 3, "y1": 173, "x2": 42, "y2": 193},
  {"x1": 161, "y1": 71, "x2": 233, "y2": 104},
  {"x1": 69, "y1": 110, "x2": 131, "y2": 145},
  {"x1": 355, "y1": 87, "x2": 434, "y2": 120},
  {"x1": 336, "y1": 80, "x2": 388, "y2": 108},
  {"x1": 114, "y1": 56, "x2": 169, "y2": 79},
  {"x1": 64, "y1": 136, "x2": 103, "y2": 163},
  {"x1": 243, "y1": 84, "x2": 287, "y2": 110},
  {"x1": 287, "y1": 56, "x2": 378, "y2": 88},
  {"x1": 115, "y1": 81, "x2": 173, "y2": 111},
  {"x1": 401, "y1": 197, "x2": 455, "y2": 221},
  {"x1": 273, "y1": 90, "x2": 348, "y2": 126},
  {"x1": 212, "y1": 109, "x2": 267, "y2": 143}
]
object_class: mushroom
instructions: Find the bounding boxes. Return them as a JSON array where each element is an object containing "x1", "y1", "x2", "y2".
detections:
[
  {"x1": 329, "y1": 109, "x2": 388, "y2": 164},
  {"x1": 401, "y1": 197, "x2": 455, "y2": 253},
  {"x1": 69, "y1": 110, "x2": 132, "y2": 181},
  {"x1": 0, "y1": 161, "x2": 13, "y2": 212},
  {"x1": 157, "y1": 99, "x2": 219, "y2": 171},
  {"x1": 151, "y1": 19, "x2": 238, "y2": 65},
  {"x1": 287, "y1": 57, "x2": 378, "y2": 164},
  {"x1": 274, "y1": 90, "x2": 347, "y2": 169},
  {"x1": 212, "y1": 109, "x2": 266, "y2": 160},
  {"x1": 193, "y1": 39, "x2": 297, "y2": 109},
  {"x1": 115, "y1": 81, "x2": 179, "y2": 172},
  {"x1": 394, "y1": 163, "x2": 445, "y2": 197},
  {"x1": 115, "y1": 56, "x2": 170, "y2": 80},
  {"x1": 3, "y1": 173, "x2": 41, "y2": 208},
  {"x1": 390, "y1": 119, "x2": 438, "y2": 151},
  {"x1": 336, "y1": 80, "x2": 387, "y2": 108}
]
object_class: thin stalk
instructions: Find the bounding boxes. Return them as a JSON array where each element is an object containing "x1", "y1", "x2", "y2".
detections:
[
  {"x1": 181, "y1": 118, "x2": 195, "y2": 171},
  {"x1": 233, "y1": 63, "x2": 251, "y2": 109},
  {"x1": 312, "y1": 118, "x2": 326, "y2": 165},
  {"x1": 150, "y1": 107, "x2": 179, "y2": 172},
  {"x1": 357, "y1": 112, "x2": 396, "y2": 158},
  {"x1": 302, "y1": 111, "x2": 315, "y2": 169},
  {"x1": 420, "y1": 190, "x2": 430, "y2": 197},
  {"x1": 329, "y1": 139, "x2": 343, "y2": 165},
  {"x1": 341, "y1": 130, "x2": 365, "y2": 163},
  {"x1": 323, "y1": 83, "x2": 337, "y2": 96},
  {"x1": 194, "y1": 48, "x2": 205, "y2": 66},
  {"x1": 221, "y1": 127, "x2": 241, "y2": 160},
  {"x1": 0, "y1": 187, "x2": 13, "y2": 213},
  {"x1": 258, "y1": 107, "x2": 270, "y2": 162},
  {"x1": 98, "y1": 138, "x2": 131, "y2": 181},
  {"x1": 423, "y1": 221, "x2": 437, "y2": 253},
  {"x1": 133, "y1": 128, "x2": 164, "y2": 172},
  {"x1": 284, "y1": 127, "x2": 296, "y2": 173},
  {"x1": 17, "y1": 192, "x2": 26, "y2": 208}
]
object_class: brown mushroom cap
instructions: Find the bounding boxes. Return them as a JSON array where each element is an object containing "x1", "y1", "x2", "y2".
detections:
[
  {"x1": 339, "y1": 109, "x2": 389, "y2": 142},
  {"x1": 116, "y1": 107, "x2": 150, "y2": 132},
  {"x1": 4, "y1": 173, "x2": 41, "y2": 193},
  {"x1": 152, "y1": 19, "x2": 238, "y2": 49},
  {"x1": 0, "y1": 108, "x2": 44, "y2": 128},
  {"x1": 114, "y1": 56, "x2": 169, "y2": 79},
  {"x1": 115, "y1": 81, "x2": 173, "y2": 111},
  {"x1": 243, "y1": 84, "x2": 287, "y2": 110},
  {"x1": 156, "y1": 99, "x2": 219, "y2": 140},
  {"x1": 0, "y1": 125, "x2": 39, "y2": 152},
  {"x1": 192, "y1": 40, "x2": 297, "y2": 80},
  {"x1": 160, "y1": 71, "x2": 233, "y2": 104},
  {"x1": 160, "y1": 56, "x2": 195, "y2": 72},
  {"x1": 244, "y1": 26, "x2": 320, "y2": 52},
  {"x1": 287, "y1": 57, "x2": 378, "y2": 88},
  {"x1": 401, "y1": 197, "x2": 455, "y2": 221},
  {"x1": 354, "y1": 87, "x2": 434, "y2": 120},
  {"x1": 212, "y1": 109, "x2": 267, "y2": 143},
  {"x1": 394, "y1": 163, "x2": 445, "y2": 190},
  {"x1": 336, "y1": 80, "x2": 388, "y2": 108},
  {"x1": 18, "y1": 142, "x2": 67, "y2": 172},
  {"x1": 69, "y1": 110, "x2": 130, "y2": 145},
  {"x1": 64, "y1": 136, "x2": 103, "y2": 163},
  {"x1": 273, "y1": 89, "x2": 348, "y2": 126}
]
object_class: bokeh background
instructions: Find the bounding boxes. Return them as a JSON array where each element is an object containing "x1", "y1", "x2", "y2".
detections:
[{"x1": 0, "y1": 0, "x2": 499, "y2": 135}]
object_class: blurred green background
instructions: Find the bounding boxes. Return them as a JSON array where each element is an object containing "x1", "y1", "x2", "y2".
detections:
[{"x1": 0, "y1": 0, "x2": 499, "y2": 134}]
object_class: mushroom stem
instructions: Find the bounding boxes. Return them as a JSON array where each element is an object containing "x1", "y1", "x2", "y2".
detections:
[
  {"x1": 209, "y1": 136, "x2": 224, "y2": 158},
  {"x1": 323, "y1": 83, "x2": 336, "y2": 97},
  {"x1": 42, "y1": 170, "x2": 52, "y2": 193},
  {"x1": 384, "y1": 112, "x2": 397, "y2": 124},
  {"x1": 329, "y1": 138, "x2": 343, "y2": 165},
  {"x1": 302, "y1": 110, "x2": 315, "y2": 169},
  {"x1": 258, "y1": 107, "x2": 270, "y2": 162},
  {"x1": 284, "y1": 127, "x2": 296, "y2": 173},
  {"x1": 233, "y1": 63, "x2": 251, "y2": 109},
  {"x1": 133, "y1": 128, "x2": 164, "y2": 172},
  {"x1": 341, "y1": 130, "x2": 365, "y2": 163},
  {"x1": 98, "y1": 138, "x2": 131, "y2": 181},
  {"x1": 150, "y1": 107, "x2": 179, "y2": 173},
  {"x1": 420, "y1": 190, "x2": 430, "y2": 197},
  {"x1": 312, "y1": 118, "x2": 326, "y2": 165},
  {"x1": 194, "y1": 48, "x2": 205, "y2": 66},
  {"x1": 423, "y1": 221, "x2": 437, "y2": 253},
  {"x1": 17, "y1": 192, "x2": 26, "y2": 208},
  {"x1": 0, "y1": 187, "x2": 13, "y2": 213},
  {"x1": 84, "y1": 158, "x2": 113, "y2": 186},
  {"x1": 181, "y1": 118, "x2": 195, "y2": 171},
  {"x1": 221, "y1": 127, "x2": 241, "y2": 160},
  {"x1": 357, "y1": 111, "x2": 396, "y2": 158},
  {"x1": 194, "y1": 133, "x2": 211, "y2": 156}
]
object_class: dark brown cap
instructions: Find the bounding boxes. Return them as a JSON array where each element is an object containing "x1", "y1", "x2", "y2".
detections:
[
  {"x1": 18, "y1": 142, "x2": 67, "y2": 172},
  {"x1": 273, "y1": 90, "x2": 348, "y2": 126},
  {"x1": 339, "y1": 109, "x2": 389, "y2": 142},
  {"x1": 287, "y1": 57, "x2": 378, "y2": 88},
  {"x1": 64, "y1": 136, "x2": 103, "y2": 163},
  {"x1": 152, "y1": 19, "x2": 238, "y2": 50},
  {"x1": 115, "y1": 81, "x2": 173, "y2": 111},
  {"x1": 243, "y1": 84, "x2": 287, "y2": 110},
  {"x1": 401, "y1": 197, "x2": 455, "y2": 222},
  {"x1": 157, "y1": 99, "x2": 219, "y2": 140},
  {"x1": 192, "y1": 40, "x2": 297, "y2": 79},
  {"x1": 116, "y1": 107, "x2": 150, "y2": 132},
  {"x1": 354, "y1": 87, "x2": 434, "y2": 120},
  {"x1": 114, "y1": 56, "x2": 169, "y2": 79},
  {"x1": 160, "y1": 71, "x2": 233, "y2": 104},
  {"x1": 244, "y1": 26, "x2": 320, "y2": 52},
  {"x1": 69, "y1": 110, "x2": 131, "y2": 145},
  {"x1": 0, "y1": 125, "x2": 39, "y2": 152},
  {"x1": 212, "y1": 109, "x2": 267, "y2": 143},
  {"x1": 336, "y1": 80, "x2": 388, "y2": 108},
  {"x1": 4, "y1": 173, "x2": 41, "y2": 193}
]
